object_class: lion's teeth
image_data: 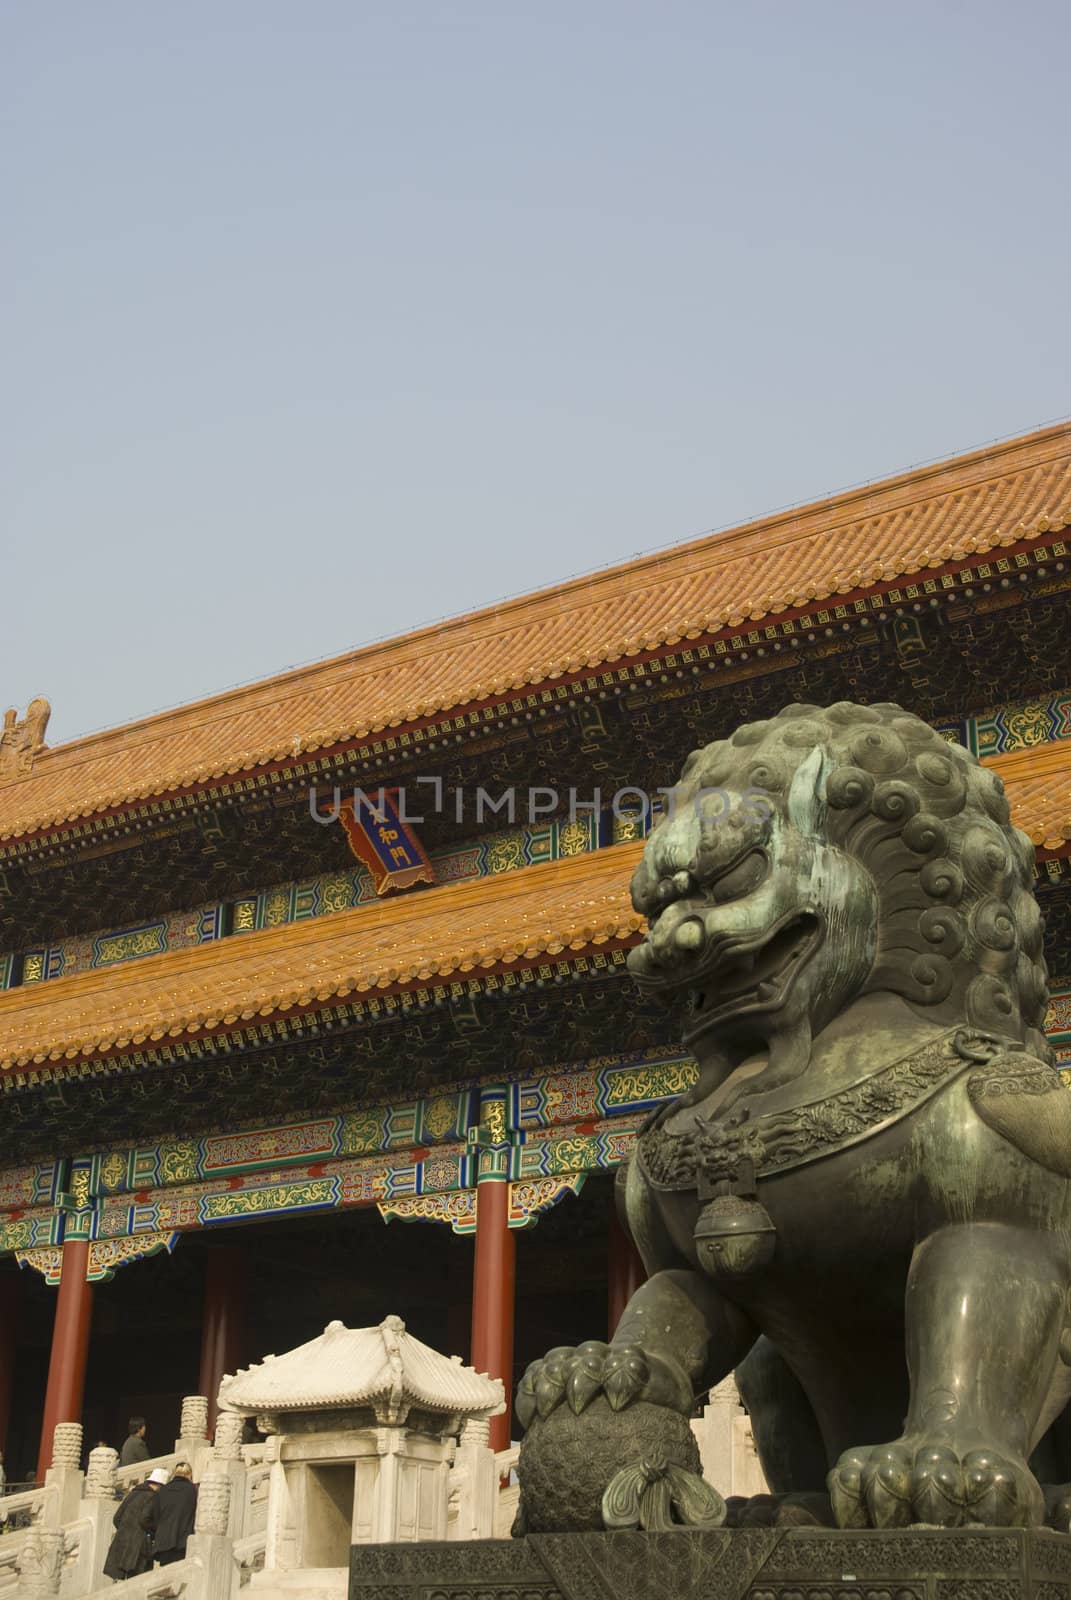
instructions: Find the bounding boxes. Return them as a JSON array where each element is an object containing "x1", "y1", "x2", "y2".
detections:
[{"x1": 756, "y1": 980, "x2": 777, "y2": 1002}]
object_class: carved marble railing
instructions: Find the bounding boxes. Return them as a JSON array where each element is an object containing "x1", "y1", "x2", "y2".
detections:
[
  {"x1": 0, "y1": 1527, "x2": 31, "y2": 1594},
  {"x1": 240, "y1": 1458, "x2": 271, "y2": 1538},
  {"x1": 0, "y1": 1483, "x2": 49, "y2": 1529},
  {"x1": 5, "y1": 1395, "x2": 513, "y2": 1596},
  {"x1": 0, "y1": 1482, "x2": 60, "y2": 1592},
  {"x1": 81, "y1": 1555, "x2": 198, "y2": 1600},
  {"x1": 230, "y1": 1528, "x2": 267, "y2": 1588},
  {"x1": 115, "y1": 1452, "x2": 182, "y2": 1493}
]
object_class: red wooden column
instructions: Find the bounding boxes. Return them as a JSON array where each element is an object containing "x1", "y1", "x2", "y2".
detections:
[
  {"x1": 470, "y1": 1085, "x2": 515, "y2": 1454},
  {"x1": 0, "y1": 1271, "x2": 20, "y2": 1454},
  {"x1": 199, "y1": 1247, "x2": 246, "y2": 1436},
  {"x1": 607, "y1": 1208, "x2": 646, "y2": 1338},
  {"x1": 36, "y1": 1241, "x2": 93, "y2": 1482}
]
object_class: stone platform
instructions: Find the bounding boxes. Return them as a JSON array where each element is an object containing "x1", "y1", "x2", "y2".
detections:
[{"x1": 349, "y1": 1527, "x2": 1071, "y2": 1599}]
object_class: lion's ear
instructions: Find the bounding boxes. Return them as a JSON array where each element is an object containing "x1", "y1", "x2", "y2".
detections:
[{"x1": 787, "y1": 744, "x2": 826, "y2": 835}]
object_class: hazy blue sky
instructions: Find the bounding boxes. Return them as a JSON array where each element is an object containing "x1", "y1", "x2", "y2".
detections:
[{"x1": 3, "y1": 3, "x2": 1068, "y2": 747}]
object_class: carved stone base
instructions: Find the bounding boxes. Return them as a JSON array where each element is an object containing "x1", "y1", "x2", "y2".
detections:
[{"x1": 349, "y1": 1526, "x2": 1071, "y2": 1600}]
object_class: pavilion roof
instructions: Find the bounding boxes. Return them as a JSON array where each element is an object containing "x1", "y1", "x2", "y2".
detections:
[
  {"x1": 218, "y1": 1315, "x2": 504, "y2": 1420},
  {"x1": 0, "y1": 748, "x2": 1066, "y2": 1078},
  {"x1": 1, "y1": 423, "x2": 1068, "y2": 843}
]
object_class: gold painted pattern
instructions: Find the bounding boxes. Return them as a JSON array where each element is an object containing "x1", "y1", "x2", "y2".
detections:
[
  {"x1": 558, "y1": 821, "x2": 593, "y2": 857},
  {"x1": 99, "y1": 1152, "x2": 128, "y2": 1192},
  {"x1": 158, "y1": 1142, "x2": 199, "y2": 1184},
  {"x1": 481, "y1": 1098, "x2": 508, "y2": 1146},
  {"x1": 377, "y1": 1191, "x2": 476, "y2": 1231},
  {"x1": 96, "y1": 927, "x2": 165, "y2": 966},
  {"x1": 201, "y1": 1179, "x2": 334, "y2": 1220},
  {"x1": 423, "y1": 1096, "x2": 458, "y2": 1139},
  {"x1": 604, "y1": 1060, "x2": 698, "y2": 1107}
]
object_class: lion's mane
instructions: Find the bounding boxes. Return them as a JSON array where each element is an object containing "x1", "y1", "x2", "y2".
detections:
[{"x1": 678, "y1": 701, "x2": 1049, "y2": 1061}]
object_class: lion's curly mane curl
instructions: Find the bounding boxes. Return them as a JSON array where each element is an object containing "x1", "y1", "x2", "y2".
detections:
[{"x1": 679, "y1": 700, "x2": 1049, "y2": 1062}]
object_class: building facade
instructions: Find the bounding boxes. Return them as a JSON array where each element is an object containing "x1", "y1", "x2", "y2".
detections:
[{"x1": 1, "y1": 423, "x2": 1069, "y2": 1479}]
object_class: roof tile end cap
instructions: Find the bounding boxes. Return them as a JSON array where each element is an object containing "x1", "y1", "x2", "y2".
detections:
[{"x1": 217, "y1": 1314, "x2": 505, "y2": 1419}]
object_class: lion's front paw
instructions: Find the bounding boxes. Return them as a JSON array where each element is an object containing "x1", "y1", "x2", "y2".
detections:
[
  {"x1": 515, "y1": 1340, "x2": 690, "y2": 1427},
  {"x1": 829, "y1": 1437, "x2": 1045, "y2": 1529}
]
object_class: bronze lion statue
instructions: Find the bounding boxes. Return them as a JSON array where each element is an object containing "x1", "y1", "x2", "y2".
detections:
[{"x1": 517, "y1": 701, "x2": 1071, "y2": 1532}]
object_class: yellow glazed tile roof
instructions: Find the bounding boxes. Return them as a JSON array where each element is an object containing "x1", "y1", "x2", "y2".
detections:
[
  {"x1": 0, "y1": 751, "x2": 1068, "y2": 1076},
  {"x1": 984, "y1": 746, "x2": 1071, "y2": 853},
  {"x1": 0, "y1": 843, "x2": 647, "y2": 1075},
  {"x1": 2, "y1": 423, "x2": 1069, "y2": 842}
]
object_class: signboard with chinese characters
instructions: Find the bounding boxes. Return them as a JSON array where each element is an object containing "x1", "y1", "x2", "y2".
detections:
[{"x1": 339, "y1": 791, "x2": 437, "y2": 896}]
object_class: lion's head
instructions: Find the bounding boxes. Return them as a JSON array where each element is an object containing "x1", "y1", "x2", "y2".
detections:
[{"x1": 627, "y1": 701, "x2": 1049, "y2": 1065}]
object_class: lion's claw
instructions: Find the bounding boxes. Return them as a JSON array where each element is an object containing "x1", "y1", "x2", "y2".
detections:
[
  {"x1": 830, "y1": 1436, "x2": 1044, "y2": 1528},
  {"x1": 604, "y1": 1346, "x2": 651, "y2": 1411},
  {"x1": 516, "y1": 1339, "x2": 690, "y2": 1428}
]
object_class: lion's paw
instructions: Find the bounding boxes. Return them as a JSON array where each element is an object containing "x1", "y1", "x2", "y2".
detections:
[
  {"x1": 515, "y1": 1340, "x2": 690, "y2": 1427},
  {"x1": 829, "y1": 1438, "x2": 1045, "y2": 1529}
]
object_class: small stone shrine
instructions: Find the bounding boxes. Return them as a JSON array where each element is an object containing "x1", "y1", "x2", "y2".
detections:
[{"x1": 218, "y1": 1314, "x2": 503, "y2": 1590}]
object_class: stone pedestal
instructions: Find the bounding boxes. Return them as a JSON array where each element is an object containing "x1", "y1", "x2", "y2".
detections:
[{"x1": 349, "y1": 1526, "x2": 1071, "y2": 1599}]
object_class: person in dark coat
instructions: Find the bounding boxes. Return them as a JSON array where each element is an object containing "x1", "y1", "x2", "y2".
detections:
[
  {"x1": 119, "y1": 1417, "x2": 149, "y2": 1467},
  {"x1": 153, "y1": 1462, "x2": 198, "y2": 1565},
  {"x1": 102, "y1": 1470, "x2": 166, "y2": 1581}
]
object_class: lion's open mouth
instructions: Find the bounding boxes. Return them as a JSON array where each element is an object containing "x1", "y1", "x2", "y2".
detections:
[{"x1": 686, "y1": 911, "x2": 820, "y2": 1030}]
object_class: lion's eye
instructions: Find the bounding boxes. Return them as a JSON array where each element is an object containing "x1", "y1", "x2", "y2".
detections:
[{"x1": 711, "y1": 850, "x2": 767, "y2": 903}]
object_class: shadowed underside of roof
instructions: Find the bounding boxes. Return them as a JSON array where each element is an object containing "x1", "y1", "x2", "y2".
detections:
[
  {"x1": 1, "y1": 423, "x2": 1068, "y2": 842},
  {"x1": 0, "y1": 748, "x2": 1066, "y2": 1077}
]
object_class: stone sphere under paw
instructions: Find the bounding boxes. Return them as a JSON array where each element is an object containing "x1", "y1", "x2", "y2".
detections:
[{"x1": 516, "y1": 1398, "x2": 702, "y2": 1533}]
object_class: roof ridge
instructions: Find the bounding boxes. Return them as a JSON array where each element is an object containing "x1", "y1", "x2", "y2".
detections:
[
  {"x1": 24, "y1": 420, "x2": 1071, "y2": 761},
  {"x1": 2, "y1": 422, "x2": 1068, "y2": 840}
]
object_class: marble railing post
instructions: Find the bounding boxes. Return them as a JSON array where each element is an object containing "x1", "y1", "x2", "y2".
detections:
[
  {"x1": 211, "y1": 1406, "x2": 248, "y2": 1537},
  {"x1": 80, "y1": 1446, "x2": 120, "y2": 1592},
  {"x1": 36, "y1": 1241, "x2": 93, "y2": 1484},
  {"x1": 470, "y1": 1085, "x2": 515, "y2": 1455},
  {"x1": 448, "y1": 1411, "x2": 499, "y2": 1540},
  {"x1": 186, "y1": 1467, "x2": 234, "y2": 1600},
  {"x1": 176, "y1": 1392, "x2": 213, "y2": 1479},
  {"x1": 690, "y1": 1376, "x2": 769, "y2": 1499},
  {"x1": 45, "y1": 1420, "x2": 84, "y2": 1524}
]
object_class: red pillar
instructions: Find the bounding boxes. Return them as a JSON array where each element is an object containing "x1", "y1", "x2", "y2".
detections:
[
  {"x1": 36, "y1": 1241, "x2": 93, "y2": 1482},
  {"x1": 608, "y1": 1209, "x2": 645, "y2": 1338},
  {"x1": 199, "y1": 1247, "x2": 246, "y2": 1436},
  {"x1": 0, "y1": 1271, "x2": 20, "y2": 1453},
  {"x1": 471, "y1": 1178, "x2": 516, "y2": 1455}
]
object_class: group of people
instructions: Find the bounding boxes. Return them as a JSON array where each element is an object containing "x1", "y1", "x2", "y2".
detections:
[{"x1": 102, "y1": 1418, "x2": 198, "y2": 1582}]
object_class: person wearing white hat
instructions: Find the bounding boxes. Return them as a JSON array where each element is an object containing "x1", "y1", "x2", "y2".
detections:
[
  {"x1": 102, "y1": 1468, "x2": 166, "y2": 1581},
  {"x1": 154, "y1": 1462, "x2": 198, "y2": 1566}
]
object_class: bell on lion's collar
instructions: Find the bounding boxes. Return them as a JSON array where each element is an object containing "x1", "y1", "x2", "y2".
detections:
[{"x1": 694, "y1": 1192, "x2": 777, "y2": 1279}]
